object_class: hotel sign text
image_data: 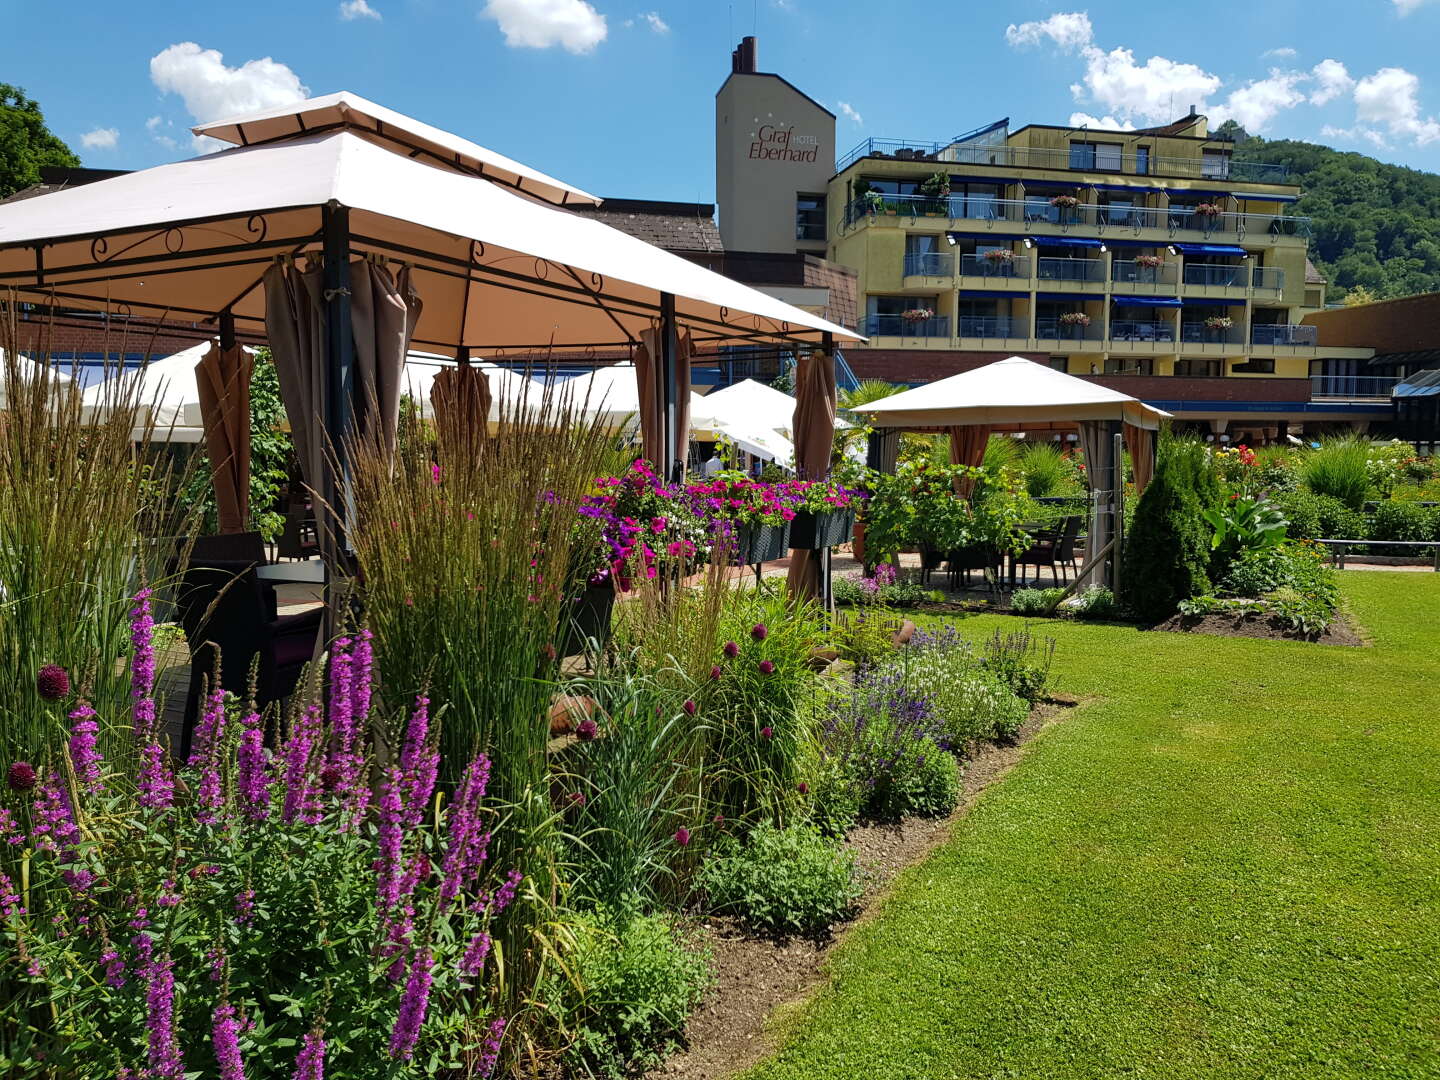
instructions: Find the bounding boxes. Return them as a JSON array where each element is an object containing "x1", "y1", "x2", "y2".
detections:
[{"x1": 749, "y1": 125, "x2": 819, "y2": 163}]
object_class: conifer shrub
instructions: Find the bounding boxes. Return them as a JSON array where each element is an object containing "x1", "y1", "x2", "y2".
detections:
[{"x1": 1120, "y1": 437, "x2": 1215, "y2": 621}]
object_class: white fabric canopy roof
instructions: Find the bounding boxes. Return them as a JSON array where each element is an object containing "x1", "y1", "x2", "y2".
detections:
[
  {"x1": 551, "y1": 362, "x2": 708, "y2": 430},
  {"x1": 80, "y1": 340, "x2": 210, "y2": 442},
  {"x1": 0, "y1": 116, "x2": 859, "y2": 352},
  {"x1": 192, "y1": 92, "x2": 600, "y2": 207},
  {"x1": 857, "y1": 356, "x2": 1171, "y2": 430},
  {"x1": 0, "y1": 352, "x2": 71, "y2": 410},
  {"x1": 697, "y1": 377, "x2": 851, "y2": 437}
]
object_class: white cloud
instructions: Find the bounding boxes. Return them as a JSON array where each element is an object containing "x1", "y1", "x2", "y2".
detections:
[
  {"x1": 1211, "y1": 69, "x2": 1308, "y2": 132},
  {"x1": 1354, "y1": 66, "x2": 1440, "y2": 145},
  {"x1": 1073, "y1": 45, "x2": 1222, "y2": 126},
  {"x1": 80, "y1": 127, "x2": 119, "y2": 150},
  {"x1": 339, "y1": 0, "x2": 381, "y2": 19},
  {"x1": 145, "y1": 115, "x2": 163, "y2": 132},
  {"x1": 481, "y1": 0, "x2": 607, "y2": 54},
  {"x1": 1004, "y1": 12, "x2": 1093, "y2": 51},
  {"x1": 1068, "y1": 111, "x2": 1134, "y2": 131},
  {"x1": 639, "y1": 10, "x2": 668, "y2": 33},
  {"x1": 150, "y1": 42, "x2": 308, "y2": 128},
  {"x1": 837, "y1": 101, "x2": 863, "y2": 126},
  {"x1": 1262, "y1": 46, "x2": 1297, "y2": 59},
  {"x1": 1309, "y1": 58, "x2": 1354, "y2": 106},
  {"x1": 1392, "y1": 0, "x2": 1432, "y2": 13},
  {"x1": 1321, "y1": 123, "x2": 1387, "y2": 148}
]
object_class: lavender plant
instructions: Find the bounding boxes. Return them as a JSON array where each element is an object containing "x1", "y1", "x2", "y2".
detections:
[
  {"x1": 0, "y1": 596, "x2": 522, "y2": 1078},
  {"x1": 896, "y1": 626, "x2": 1030, "y2": 745}
]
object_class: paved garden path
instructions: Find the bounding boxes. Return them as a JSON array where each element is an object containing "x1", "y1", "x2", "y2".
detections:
[{"x1": 746, "y1": 572, "x2": 1440, "y2": 1080}]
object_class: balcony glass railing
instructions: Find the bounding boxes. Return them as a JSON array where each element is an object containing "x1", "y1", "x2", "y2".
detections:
[
  {"x1": 1035, "y1": 318, "x2": 1103, "y2": 342},
  {"x1": 1183, "y1": 262, "x2": 1249, "y2": 288},
  {"x1": 836, "y1": 138, "x2": 1293, "y2": 183},
  {"x1": 1112, "y1": 260, "x2": 1179, "y2": 285},
  {"x1": 1109, "y1": 320, "x2": 1176, "y2": 343},
  {"x1": 1037, "y1": 257, "x2": 1104, "y2": 283},
  {"x1": 1251, "y1": 324, "x2": 1318, "y2": 346},
  {"x1": 1310, "y1": 375, "x2": 1398, "y2": 399},
  {"x1": 1097, "y1": 205, "x2": 1164, "y2": 229},
  {"x1": 864, "y1": 313, "x2": 950, "y2": 338},
  {"x1": 1181, "y1": 321, "x2": 1245, "y2": 344},
  {"x1": 957, "y1": 315, "x2": 1027, "y2": 338},
  {"x1": 902, "y1": 251, "x2": 954, "y2": 277},
  {"x1": 959, "y1": 253, "x2": 1031, "y2": 278},
  {"x1": 1251, "y1": 266, "x2": 1285, "y2": 291}
]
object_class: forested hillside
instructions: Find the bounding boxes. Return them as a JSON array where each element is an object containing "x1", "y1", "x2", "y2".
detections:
[{"x1": 1222, "y1": 121, "x2": 1440, "y2": 302}]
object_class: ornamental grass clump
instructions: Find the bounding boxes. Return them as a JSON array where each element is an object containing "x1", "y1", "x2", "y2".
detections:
[
  {"x1": 1300, "y1": 435, "x2": 1372, "y2": 511},
  {"x1": 0, "y1": 312, "x2": 193, "y2": 773},
  {"x1": 0, "y1": 598, "x2": 525, "y2": 1078}
]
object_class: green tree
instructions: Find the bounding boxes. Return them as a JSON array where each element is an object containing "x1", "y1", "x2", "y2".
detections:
[
  {"x1": 1342, "y1": 284, "x2": 1378, "y2": 307},
  {"x1": 1120, "y1": 436, "x2": 1214, "y2": 621},
  {"x1": 0, "y1": 84, "x2": 79, "y2": 198}
]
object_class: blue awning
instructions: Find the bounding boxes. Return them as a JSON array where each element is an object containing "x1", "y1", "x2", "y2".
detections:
[
  {"x1": 1172, "y1": 242, "x2": 1247, "y2": 256},
  {"x1": 1180, "y1": 296, "x2": 1247, "y2": 307},
  {"x1": 1238, "y1": 193, "x2": 1299, "y2": 203},
  {"x1": 1112, "y1": 296, "x2": 1182, "y2": 307},
  {"x1": 1036, "y1": 292, "x2": 1104, "y2": 301},
  {"x1": 960, "y1": 289, "x2": 1029, "y2": 298},
  {"x1": 1035, "y1": 236, "x2": 1103, "y2": 249}
]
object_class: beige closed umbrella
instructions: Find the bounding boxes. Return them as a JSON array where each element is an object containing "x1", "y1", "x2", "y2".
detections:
[
  {"x1": 786, "y1": 347, "x2": 838, "y2": 599},
  {"x1": 947, "y1": 424, "x2": 990, "y2": 498},
  {"x1": 430, "y1": 361, "x2": 492, "y2": 459},
  {"x1": 1125, "y1": 422, "x2": 1154, "y2": 494},
  {"x1": 352, "y1": 259, "x2": 423, "y2": 458},
  {"x1": 264, "y1": 262, "x2": 327, "y2": 503},
  {"x1": 634, "y1": 327, "x2": 693, "y2": 476},
  {"x1": 196, "y1": 343, "x2": 254, "y2": 534}
]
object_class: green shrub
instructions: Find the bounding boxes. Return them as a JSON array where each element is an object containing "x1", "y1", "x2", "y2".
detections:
[
  {"x1": 1315, "y1": 494, "x2": 1368, "y2": 540},
  {"x1": 979, "y1": 627, "x2": 1055, "y2": 705},
  {"x1": 1218, "y1": 542, "x2": 1337, "y2": 602},
  {"x1": 1301, "y1": 436, "x2": 1372, "y2": 509},
  {"x1": 868, "y1": 745, "x2": 962, "y2": 820},
  {"x1": 1120, "y1": 436, "x2": 1214, "y2": 621},
  {"x1": 1010, "y1": 586, "x2": 1066, "y2": 615},
  {"x1": 551, "y1": 913, "x2": 713, "y2": 1078},
  {"x1": 830, "y1": 607, "x2": 901, "y2": 665},
  {"x1": 1271, "y1": 490, "x2": 1323, "y2": 539},
  {"x1": 1370, "y1": 500, "x2": 1438, "y2": 543},
  {"x1": 807, "y1": 757, "x2": 865, "y2": 839},
  {"x1": 898, "y1": 626, "x2": 1031, "y2": 744},
  {"x1": 1019, "y1": 442, "x2": 1070, "y2": 498},
  {"x1": 698, "y1": 822, "x2": 861, "y2": 936},
  {"x1": 1068, "y1": 585, "x2": 1119, "y2": 620},
  {"x1": 1266, "y1": 585, "x2": 1336, "y2": 637}
]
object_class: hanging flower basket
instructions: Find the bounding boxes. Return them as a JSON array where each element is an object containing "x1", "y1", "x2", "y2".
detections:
[
  {"x1": 1059, "y1": 312, "x2": 1091, "y2": 327},
  {"x1": 1195, "y1": 203, "x2": 1223, "y2": 217},
  {"x1": 1204, "y1": 316, "x2": 1234, "y2": 330},
  {"x1": 1049, "y1": 195, "x2": 1080, "y2": 209},
  {"x1": 789, "y1": 507, "x2": 857, "y2": 550},
  {"x1": 733, "y1": 520, "x2": 792, "y2": 565},
  {"x1": 982, "y1": 248, "x2": 1015, "y2": 262},
  {"x1": 558, "y1": 580, "x2": 617, "y2": 657},
  {"x1": 901, "y1": 308, "x2": 935, "y2": 323},
  {"x1": 1134, "y1": 254, "x2": 1165, "y2": 269}
]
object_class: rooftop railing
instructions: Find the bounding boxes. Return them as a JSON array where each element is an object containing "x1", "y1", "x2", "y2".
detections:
[
  {"x1": 1252, "y1": 324, "x2": 1318, "y2": 346},
  {"x1": 836, "y1": 137, "x2": 1293, "y2": 183},
  {"x1": 1310, "y1": 375, "x2": 1398, "y2": 399}
]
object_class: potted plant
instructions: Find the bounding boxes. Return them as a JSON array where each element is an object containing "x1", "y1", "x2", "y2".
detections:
[
  {"x1": 1049, "y1": 192, "x2": 1081, "y2": 222},
  {"x1": 900, "y1": 307, "x2": 935, "y2": 324},
  {"x1": 921, "y1": 171, "x2": 952, "y2": 216},
  {"x1": 1204, "y1": 315, "x2": 1234, "y2": 331},
  {"x1": 982, "y1": 248, "x2": 1016, "y2": 276},
  {"x1": 1195, "y1": 202, "x2": 1223, "y2": 218},
  {"x1": 786, "y1": 479, "x2": 864, "y2": 549},
  {"x1": 1059, "y1": 311, "x2": 1091, "y2": 338},
  {"x1": 684, "y1": 475, "x2": 795, "y2": 566},
  {"x1": 1134, "y1": 252, "x2": 1164, "y2": 282}
]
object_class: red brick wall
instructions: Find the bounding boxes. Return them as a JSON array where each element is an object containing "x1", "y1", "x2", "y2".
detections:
[
  {"x1": 1302, "y1": 292, "x2": 1440, "y2": 351},
  {"x1": 1088, "y1": 374, "x2": 1312, "y2": 403},
  {"x1": 13, "y1": 317, "x2": 209, "y2": 358}
]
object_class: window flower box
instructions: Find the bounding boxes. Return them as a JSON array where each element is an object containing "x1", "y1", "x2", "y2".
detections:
[
  {"x1": 789, "y1": 507, "x2": 856, "y2": 550},
  {"x1": 1134, "y1": 254, "x2": 1165, "y2": 268},
  {"x1": 1059, "y1": 312, "x2": 1091, "y2": 326},
  {"x1": 558, "y1": 580, "x2": 616, "y2": 656},
  {"x1": 901, "y1": 308, "x2": 936, "y2": 323},
  {"x1": 1195, "y1": 203, "x2": 1223, "y2": 217},
  {"x1": 1204, "y1": 316, "x2": 1234, "y2": 330},
  {"x1": 734, "y1": 520, "x2": 791, "y2": 565}
]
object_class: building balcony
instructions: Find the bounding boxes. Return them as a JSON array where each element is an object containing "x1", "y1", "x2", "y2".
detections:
[
  {"x1": 1182, "y1": 262, "x2": 1249, "y2": 289},
  {"x1": 1108, "y1": 320, "x2": 1177, "y2": 353},
  {"x1": 1037, "y1": 257, "x2": 1104, "y2": 284},
  {"x1": 863, "y1": 313, "x2": 950, "y2": 338},
  {"x1": 1251, "y1": 266, "x2": 1285, "y2": 293},
  {"x1": 1112, "y1": 260, "x2": 1179, "y2": 288},
  {"x1": 1249, "y1": 324, "x2": 1318, "y2": 355},
  {"x1": 1310, "y1": 375, "x2": 1397, "y2": 401},
  {"x1": 836, "y1": 137, "x2": 1294, "y2": 184},
  {"x1": 1180, "y1": 321, "x2": 1245, "y2": 351},
  {"x1": 902, "y1": 251, "x2": 954, "y2": 278},
  {"x1": 957, "y1": 315, "x2": 1028, "y2": 341},
  {"x1": 958, "y1": 253, "x2": 1031, "y2": 281},
  {"x1": 1036, "y1": 318, "x2": 1103, "y2": 344}
]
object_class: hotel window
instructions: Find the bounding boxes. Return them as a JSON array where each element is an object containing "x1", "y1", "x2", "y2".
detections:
[
  {"x1": 1201, "y1": 150, "x2": 1231, "y2": 178},
  {"x1": 1174, "y1": 358, "x2": 1222, "y2": 377},
  {"x1": 1135, "y1": 146, "x2": 1150, "y2": 175},
  {"x1": 1048, "y1": 357, "x2": 1069, "y2": 371},
  {"x1": 1232, "y1": 358, "x2": 1276, "y2": 374},
  {"x1": 1105, "y1": 357, "x2": 1154, "y2": 375},
  {"x1": 1069, "y1": 141, "x2": 1123, "y2": 172},
  {"x1": 795, "y1": 194, "x2": 826, "y2": 242}
]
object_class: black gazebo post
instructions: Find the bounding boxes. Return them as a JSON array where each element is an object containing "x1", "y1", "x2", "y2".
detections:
[
  {"x1": 320, "y1": 202, "x2": 354, "y2": 625},
  {"x1": 659, "y1": 291, "x2": 680, "y2": 483}
]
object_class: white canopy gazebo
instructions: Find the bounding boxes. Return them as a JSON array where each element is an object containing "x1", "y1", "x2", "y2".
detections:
[
  {"x1": 79, "y1": 340, "x2": 211, "y2": 442},
  {"x1": 857, "y1": 356, "x2": 1170, "y2": 588},
  {"x1": 0, "y1": 352, "x2": 70, "y2": 410},
  {"x1": 0, "y1": 92, "x2": 860, "y2": 568}
]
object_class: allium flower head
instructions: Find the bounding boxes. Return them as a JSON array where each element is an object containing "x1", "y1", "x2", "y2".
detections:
[
  {"x1": 709, "y1": 665, "x2": 722, "y2": 681},
  {"x1": 751, "y1": 623, "x2": 768, "y2": 641},
  {"x1": 722, "y1": 640, "x2": 740, "y2": 659},
  {"x1": 797, "y1": 781, "x2": 810, "y2": 795},
  {"x1": 575, "y1": 717, "x2": 598, "y2": 742},
  {"x1": 758, "y1": 660, "x2": 775, "y2": 675},
  {"x1": 760, "y1": 726, "x2": 774, "y2": 740},
  {"x1": 7, "y1": 761, "x2": 36, "y2": 792},
  {"x1": 36, "y1": 664, "x2": 70, "y2": 701},
  {"x1": 682, "y1": 699, "x2": 696, "y2": 715},
  {"x1": 674, "y1": 827, "x2": 691, "y2": 847}
]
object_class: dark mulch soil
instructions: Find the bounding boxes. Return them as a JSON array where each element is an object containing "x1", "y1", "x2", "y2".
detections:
[
  {"x1": 646, "y1": 699, "x2": 1075, "y2": 1080},
  {"x1": 1151, "y1": 610, "x2": 1365, "y2": 647}
]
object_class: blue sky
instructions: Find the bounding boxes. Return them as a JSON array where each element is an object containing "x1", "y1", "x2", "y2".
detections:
[{"x1": 4, "y1": 0, "x2": 1440, "y2": 201}]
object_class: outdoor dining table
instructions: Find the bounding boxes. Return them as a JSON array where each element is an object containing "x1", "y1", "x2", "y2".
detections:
[{"x1": 256, "y1": 561, "x2": 327, "y2": 585}]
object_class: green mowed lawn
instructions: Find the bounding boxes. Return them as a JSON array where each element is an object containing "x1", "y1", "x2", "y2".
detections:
[{"x1": 747, "y1": 572, "x2": 1440, "y2": 1080}]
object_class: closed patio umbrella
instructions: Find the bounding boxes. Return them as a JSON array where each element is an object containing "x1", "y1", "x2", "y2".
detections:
[
  {"x1": 787, "y1": 347, "x2": 838, "y2": 599},
  {"x1": 196, "y1": 344, "x2": 254, "y2": 533},
  {"x1": 430, "y1": 361, "x2": 492, "y2": 459}
]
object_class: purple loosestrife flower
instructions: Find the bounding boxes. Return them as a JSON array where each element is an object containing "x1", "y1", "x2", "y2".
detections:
[
  {"x1": 233, "y1": 889, "x2": 256, "y2": 926},
  {"x1": 136, "y1": 742, "x2": 175, "y2": 810},
  {"x1": 189, "y1": 673, "x2": 227, "y2": 767},
  {"x1": 212, "y1": 1003, "x2": 246, "y2": 1080},
  {"x1": 7, "y1": 761, "x2": 36, "y2": 792},
  {"x1": 130, "y1": 589, "x2": 158, "y2": 742},
  {"x1": 280, "y1": 705, "x2": 322, "y2": 824},
  {"x1": 236, "y1": 709, "x2": 270, "y2": 822},
  {"x1": 293, "y1": 1028, "x2": 326, "y2": 1080},
  {"x1": 36, "y1": 663, "x2": 70, "y2": 701},
  {"x1": 374, "y1": 765, "x2": 406, "y2": 912},
  {"x1": 479, "y1": 1016, "x2": 506, "y2": 1078},
  {"x1": 144, "y1": 953, "x2": 184, "y2": 1080},
  {"x1": 0, "y1": 871, "x2": 23, "y2": 917},
  {"x1": 326, "y1": 637, "x2": 354, "y2": 766},
  {"x1": 459, "y1": 931, "x2": 491, "y2": 980},
  {"x1": 492, "y1": 869, "x2": 523, "y2": 914},
  {"x1": 0, "y1": 807, "x2": 22, "y2": 846},
  {"x1": 398, "y1": 696, "x2": 439, "y2": 830},
  {"x1": 351, "y1": 628, "x2": 374, "y2": 725},
  {"x1": 389, "y1": 947, "x2": 434, "y2": 1061},
  {"x1": 31, "y1": 767, "x2": 79, "y2": 858},
  {"x1": 67, "y1": 702, "x2": 104, "y2": 794},
  {"x1": 439, "y1": 754, "x2": 492, "y2": 910},
  {"x1": 100, "y1": 948, "x2": 125, "y2": 988}
]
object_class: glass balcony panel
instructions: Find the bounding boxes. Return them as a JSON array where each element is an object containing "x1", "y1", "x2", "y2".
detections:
[
  {"x1": 1251, "y1": 324, "x2": 1317, "y2": 346},
  {"x1": 1037, "y1": 257, "x2": 1104, "y2": 283},
  {"x1": 1109, "y1": 320, "x2": 1176, "y2": 343},
  {"x1": 959, "y1": 253, "x2": 1030, "y2": 278},
  {"x1": 902, "y1": 251, "x2": 954, "y2": 277},
  {"x1": 1182, "y1": 263, "x2": 1249, "y2": 288},
  {"x1": 957, "y1": 315, "x2": 1025, "y2": 338},
  {"x1": 864, "y1": 313, "x2": 950, "y2": 338},
  {"x1": 1035, "y1": 317, "x2": 1102, "y2": 342},
  {"x1": 1180, "y1": 321, "x2": 1244, "y2": 344}
]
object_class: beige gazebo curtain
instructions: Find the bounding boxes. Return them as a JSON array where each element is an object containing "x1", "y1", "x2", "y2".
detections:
[
  {"x1": 787, "y1": 347, "x2": 838, "y2": 599},
  {"x1": 264, "y1": 262, "x2": 327, "y2": 503},
  {"x1": 1125, "y1": 422, "x2": 1154, "y2": 495},
  {"x1": 196, "y1": 344, "x2": 254, "y2": 534},
  {"x1": 947, "y1": 424, "x2": 990, "y2": 498},
  {"x1": 430, "y1": 362, "x2": 492, "y2": 459},
  {"x1": 351, "y1": 259, "x2": 423, "y2": 459},
  {"x1": 634, "y1": 327, "x2": 693, "y2": 473}
]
